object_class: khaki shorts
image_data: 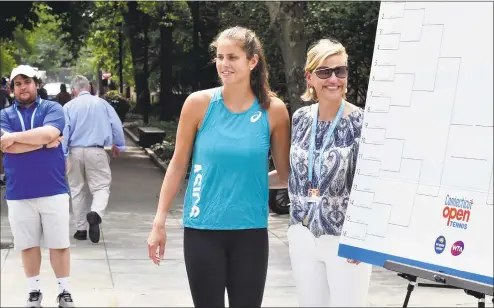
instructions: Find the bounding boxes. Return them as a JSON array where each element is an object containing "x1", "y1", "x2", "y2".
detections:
[{"x1": 7, "y1": 193, "x2": 70, "y2": 251}]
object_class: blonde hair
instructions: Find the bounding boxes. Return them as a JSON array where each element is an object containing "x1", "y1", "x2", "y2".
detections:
[{"x1": 301, "y1": 39, "x2": 348, "y2": 102}]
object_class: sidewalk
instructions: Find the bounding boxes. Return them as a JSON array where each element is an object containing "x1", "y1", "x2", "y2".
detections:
[{"x1": 1, "y1": 135, "x2": 491, "y2": 307}]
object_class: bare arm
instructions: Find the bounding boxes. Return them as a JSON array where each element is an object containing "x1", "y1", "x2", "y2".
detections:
[
  {"x1": 9, "y1": 102, "x2": 65, "y2": 146},
  {"x1": 268, "y1": 97, "x2": 291, "y2": 189},
  {"x1": 153, "y1": 91, "x2": 211, "y2": 228},
  {"x1": 6, "y1": 126, "x2": 61, "y2": 145},
  {"x1": 2, "y1": 143, "x2": 42, "y2": 154},
  {"x1": 2, "y1": 134, "x2": 63, "y2": 154}
]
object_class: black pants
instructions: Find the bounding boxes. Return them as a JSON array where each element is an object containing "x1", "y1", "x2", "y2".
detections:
[{"x1": 184, "y1": 227, "x2": 269, "y2": 308}]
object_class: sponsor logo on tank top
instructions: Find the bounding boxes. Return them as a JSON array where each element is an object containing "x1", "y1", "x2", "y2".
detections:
[
  {"x1": 250, "y1": 111, "x2": 262, "y2": 123},
  {"x1": 189, "y1": 164, "x2": 202, "y2": 218}
]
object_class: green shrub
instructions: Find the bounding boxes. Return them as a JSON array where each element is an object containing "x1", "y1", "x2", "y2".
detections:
[
  {"x1": 150, "y1": 140, "x2": 175, "y2": 163},
  {"x1": 132, "y1": 118, "x2": 179, "y2": 163},
  {"x1": 135, "y1": 117, "x2": 178, "y2": 143},
  {"x1": 102, "y1": 90, "x2": 126, "y2": 103}
]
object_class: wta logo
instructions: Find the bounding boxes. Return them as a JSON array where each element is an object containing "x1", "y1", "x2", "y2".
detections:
[
  {"x1": 189, "y1": 164, "x2": 202, "y2": 218},
  {"x1": 442, "y1": 195, "x2": 473, "y2": 230},
  {"x1": 451, "y1": 241, "x2": 464, "y2": 256}
]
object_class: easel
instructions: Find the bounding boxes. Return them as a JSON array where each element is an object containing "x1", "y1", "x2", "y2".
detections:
[{"x1": 384, "y1": 261, "x2": 493, "y2": 308}]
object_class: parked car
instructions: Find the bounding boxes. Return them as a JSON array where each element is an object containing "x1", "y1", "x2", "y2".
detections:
[
  {"x1": 43, "y1": 82, "x2": 72, "y2": 101},
  {"x1": 269, "y1": 187, "x2": 290, "y2": 215}
]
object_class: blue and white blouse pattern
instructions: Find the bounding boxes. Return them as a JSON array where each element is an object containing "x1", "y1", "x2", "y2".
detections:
[{"x1": 288, "y1": 104, "x2": 364, "y2": 238}]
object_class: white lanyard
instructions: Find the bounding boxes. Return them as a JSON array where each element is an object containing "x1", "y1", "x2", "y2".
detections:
[{"x1": 15, "y1": 99, "x2": 42, "y2": 131}]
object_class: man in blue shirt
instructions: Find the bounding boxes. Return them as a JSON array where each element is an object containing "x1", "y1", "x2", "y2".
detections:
[
  {"x1": 0, "y1": 65, "x2": 75, "y2": 307},
  {"x1": 62, "y1": 75, "x2": 125, "y2": 244}
]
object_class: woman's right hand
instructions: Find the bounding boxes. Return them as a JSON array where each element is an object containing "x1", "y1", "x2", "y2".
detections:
[
  {"x1": 145, "y1": 91, "x2": 206, "y2": 265},
  {"x1": 147, "y1": 223, "x2": 167, "y2": 265}
]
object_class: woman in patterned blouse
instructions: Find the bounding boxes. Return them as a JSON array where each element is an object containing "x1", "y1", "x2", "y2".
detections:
[{"x1": 269, "y1": 39, "x2": 372, "y2": 306}]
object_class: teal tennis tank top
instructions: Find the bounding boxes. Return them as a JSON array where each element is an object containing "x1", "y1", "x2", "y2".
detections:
[{"x1": 183, "y1": 87, "x2": 271, "y2": 230}]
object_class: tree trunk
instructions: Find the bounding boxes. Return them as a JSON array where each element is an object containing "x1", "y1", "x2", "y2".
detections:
[
  {"x1": 97, "y1": 64, "x2": 104, "y2": 96},
  {"x1": 142, "y1": 18, "x2": 150, "y2": 124},
  {"x1": 123, "y1": 1, "x2": 150, "y2": 124},
  {"x1": 158, "y1": 22, "x2": 174, "y2": 121},
  {"x1": 195, "y1": 2, "x2": 224, "y2": 90},
  {"x1": 265, "y1": 1, "x2": 307, "y2": 115},
  {"x1": 188, "y1": 1, "x2": 200, "y2": 91}
]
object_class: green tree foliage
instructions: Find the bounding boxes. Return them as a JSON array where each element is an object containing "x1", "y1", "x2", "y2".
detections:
[
  {"x1": 82, "y1": 1, "x2": 133, "y2": 87},
  {"x1": 305, "y1": 2, "x2": 380, "y2": 106},
  {"x1": 47, "y1": 1, "x2": 96, "y2": 63},
  {"x1": 0, "y1": 3, "x2": 72, "y2": 79},
  {"x1": 3, "y1": 1, "x2": 379, "y2": 118},
  {"x1": 213, "y1": 1, "x2": 379, "y2": 110},
  {"x1": 0, "y1": 2, "x2": 38, "y2": 40},
  {"x1": 217, "y1": 2, "x2": 286, "y2": 96}
]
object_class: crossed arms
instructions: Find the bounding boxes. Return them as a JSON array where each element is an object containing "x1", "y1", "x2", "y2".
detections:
[
  {"x1": 1, "y1": 103, "x2": 66, "y2": 154},
  {"x1": 0, "y1": 127, "x2": 62, "y2": 154}
]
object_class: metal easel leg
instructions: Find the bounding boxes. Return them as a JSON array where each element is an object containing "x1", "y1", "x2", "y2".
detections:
[{"x1": 399, "y1": 273, "x2": 417, "y2": 308}]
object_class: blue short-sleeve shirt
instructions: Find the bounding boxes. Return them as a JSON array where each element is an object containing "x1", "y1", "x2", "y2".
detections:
[{"x1": 1, "y1": 97, "x2": 69, "y2": 200}]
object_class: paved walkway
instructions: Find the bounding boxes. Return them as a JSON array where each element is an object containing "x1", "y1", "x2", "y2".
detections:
[{"x1": 1, "y1": 135, "x2": 491, "y2": 307}]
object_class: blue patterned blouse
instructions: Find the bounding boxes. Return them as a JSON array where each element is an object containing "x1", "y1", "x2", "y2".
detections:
[{"x1": 288, "y1": 103, "x2": 364, "y2": 238}]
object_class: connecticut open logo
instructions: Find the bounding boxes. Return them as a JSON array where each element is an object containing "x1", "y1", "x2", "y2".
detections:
[{"x1": 443, "y1": 195, "x2": 473, "y2": 230}]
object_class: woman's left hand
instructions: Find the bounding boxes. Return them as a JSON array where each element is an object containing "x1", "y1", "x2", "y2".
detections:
[{"x1": 347, "y1": 259, "x2": 361, "y2": 265}]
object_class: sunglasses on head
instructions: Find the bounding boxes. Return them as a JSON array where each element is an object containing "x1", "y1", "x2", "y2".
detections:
[{"x1": 314, "y1": 66, "x2": 348, "y2": 79}]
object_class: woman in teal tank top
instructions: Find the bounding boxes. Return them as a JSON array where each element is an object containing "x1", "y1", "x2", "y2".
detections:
[{"x1": 147, "y1": 26, "x2": 291, "y2": 307}]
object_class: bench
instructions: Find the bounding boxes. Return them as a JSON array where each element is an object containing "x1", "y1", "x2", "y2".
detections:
[{"x1": 138, "y1": 127, "x2": 166, "y2": 148}]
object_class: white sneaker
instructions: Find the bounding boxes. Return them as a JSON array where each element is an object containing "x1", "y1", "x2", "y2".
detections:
[
  {"x1": 25, "y1": 291, "x2": 42, "y2": 307},
  {"x1": 57, "y1": 290, "x2": 75, "y2": 307}
]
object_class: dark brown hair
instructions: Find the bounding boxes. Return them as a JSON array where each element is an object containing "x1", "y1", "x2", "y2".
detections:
[
  {"x1": 211, "y1": 26, "x2": 275, "y2": 109},
  {"x1": 10, "y1": 75, "x2": 40, "y2": 91}
]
